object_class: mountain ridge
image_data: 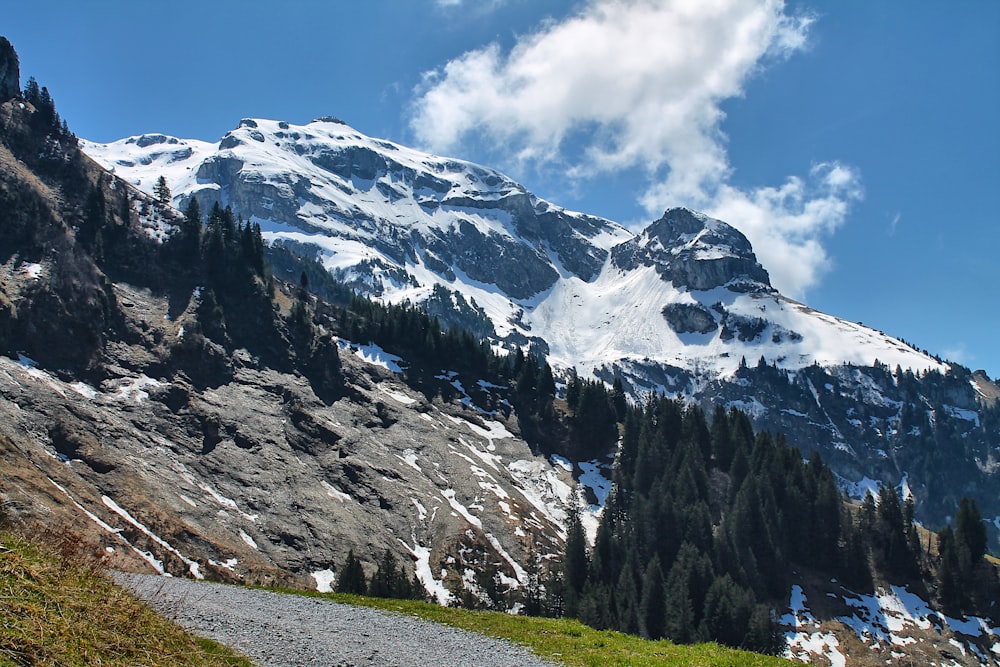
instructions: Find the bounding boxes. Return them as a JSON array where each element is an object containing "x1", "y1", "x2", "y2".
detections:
[
  {"x1": 81, "y1": 117, "x2": 1000, "y2": 551},
  {"x1": 83, "y1": 118, "x2": 947, "y2": 386}
]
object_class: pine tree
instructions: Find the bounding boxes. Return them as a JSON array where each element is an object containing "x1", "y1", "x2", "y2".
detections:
[
  {"x1": 368, "y1": 549, "x2": 399, "y2": 598},
  {"x1": 335, "y1": 549, "x2": 368, "y2": 595},
  {"x1": 954, "y1": 497, "x2": 987, "y2": 565},
  {"x1": 874, "y1": 485, "x2": 917, "y2": 580},
  {"x1": 611, "y1": 376, "x2": 628, "y2": 422},
  {"x1": 639, "y1": 556, "x2": 667, "y2": 640},
  {"x1": 153, "y1": 175, "x2": 171, "y2": 206},
  {"x1": 563, "y1": 502, "x2": 589, "y2": 605},
  {"x1": 23, "y1": 76, "x2": 39, "y2": 103},
  {"x1": 936, "y1": 525, "x2": 963, "y2": 612}
]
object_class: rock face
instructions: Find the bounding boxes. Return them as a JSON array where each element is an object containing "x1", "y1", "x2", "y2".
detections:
[
  {"x1": 0, "y1": 279, "x2": 574, "y2": 598},
  {"x1": 0, "y1": 37, "x2": 18, "y2": 102},
  {"x1": 82, "y1": 118, "x2": 633, "y2": 307},
  {"x1": 0, "y1": 97, "x2": 577, "y2": 601},
  {"x1": 661, "y1": 302, "x2": 718, "y2": 334},
  {"x1": 612, "y1": 208, "x2": 772, "y2": 292}
]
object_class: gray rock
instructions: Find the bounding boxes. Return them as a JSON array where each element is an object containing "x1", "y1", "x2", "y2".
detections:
[
  {"x1": 0, "y1": 283, "x2": 569, "y2": 599},
  {"x1": 0, "y1": 37, "x2": 19, "y2": 103},
  {"x1": 661, "y1": 302, "x2": 718, "y2": 334},
  {"x1": 612, "y1": 207, "x2": 772, "y2": 291}
]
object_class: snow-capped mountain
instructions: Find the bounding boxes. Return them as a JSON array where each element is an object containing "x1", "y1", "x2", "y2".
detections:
[
  {"x1": 82, "y1": 117, "x2": 943, "y2": 387},
  {"x1": 82, "y1": 118, "x2": 999, "y2": 545}
]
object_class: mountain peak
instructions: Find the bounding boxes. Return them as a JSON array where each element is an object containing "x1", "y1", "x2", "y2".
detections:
[{"x1": 611, "y1": 207, "x2": 771, "y2": 292}]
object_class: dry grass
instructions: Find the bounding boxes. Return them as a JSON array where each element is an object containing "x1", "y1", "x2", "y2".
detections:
[{"x1": 0, "y1": 528, "x2": 252, "y2": 667}]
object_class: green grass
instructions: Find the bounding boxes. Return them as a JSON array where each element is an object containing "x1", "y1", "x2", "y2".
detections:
[
  {"x1": 0, "y1": 530, "x2": 252, "y2": 667},
  {"x1": 268, "y1": 587, "x2": 793, "y2": 667},
  {"x1": 0, "y1": 523, "x2": 792, "y2": 666}
]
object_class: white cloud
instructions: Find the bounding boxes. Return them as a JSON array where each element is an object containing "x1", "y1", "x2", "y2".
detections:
[
  {"x1": 409, "y1": 0, "x2": 860, "y2": 298},
  {"x1": 433, "y1": 0, "x2": 506, "y2": 9},
  {"x1": 888, "y1": 211, "x2": 901, "y2": 236},
  {"x1": 942, "y1": 343, "x2": 971, "y2": 367},
  {"x1": 700, "y1": 163, "x2": 863, "y2": 299}
]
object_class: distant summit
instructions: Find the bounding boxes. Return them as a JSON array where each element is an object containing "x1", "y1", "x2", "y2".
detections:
[{"x1": 611, "y1": 207, "x2": 772, "y2": 292}]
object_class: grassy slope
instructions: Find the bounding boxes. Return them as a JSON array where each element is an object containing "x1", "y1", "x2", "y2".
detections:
[
  {"x1": 0, "y1": 530, "x2": 251, "y2": 667},
  {"x1": 0, "y1": 524, "x2": 790, "y2": 666},
  {"x1": 270, "y1": 588, "x2": 793, "y2": 667}
]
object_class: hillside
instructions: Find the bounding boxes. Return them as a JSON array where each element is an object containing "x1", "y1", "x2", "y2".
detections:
[{"x1": 0, "y1": 528, "x2": 250, "y2": 666}]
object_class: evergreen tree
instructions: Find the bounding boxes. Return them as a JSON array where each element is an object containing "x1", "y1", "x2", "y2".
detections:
[
  {"x1": 153, "y1": 175, "x2": 171, "y2": 206},
  {"x1": 563, "y1": 502, "x2": 589, "y2": 612},
  {"x1": 23, "y1": 76, "x2": 39, "y2": 103},
  {"x1": 335, "y1": 549, "x2": 368, "y2": 595},
  {"x1": 874, "y1": 485, "x2": 918, "y2": 580},
  {"x1": 520, "y1": 548, "x2": 544, "y2": 617},
  {"x1": 368, "y1": 549, "x2": 400, "y2": 598},
  {"x1": 611, "y1": 376, "x2": 628, "y2": 422},
  {"x1": 954, "y1": 497, "x2": 987, "y2": 565},
  {"x1": 639, "y1": 555, "x2": 667, "y2": 640}
]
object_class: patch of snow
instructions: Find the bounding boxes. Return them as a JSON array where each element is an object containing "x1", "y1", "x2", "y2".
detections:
[
  {"x1": 380, "y1": 383, "x2": 416, "y2": 405},
  {"x1": 578, "y1": 459, "x2": 612, "y2": 508},
  {"x1": 108, "y1": 375, "x2": 161, "y2": 404},
  {"x1": 321, "y1": 480, "x2": 352, "y2": 502},
  {"x1": 21, "y1": 263, "x2": 43, "y2": 279},
  {"x1": 198, "y1": 483, "x2": 258, "y2": 521},
  {"x1": 312, "y1": 569, "x2": 336, "y2": 593},
  {"x1": 441, "y1": 488, "x2": 481, "y2": 529},
  {"x1": 402, "y1": 539, "x2": 452, "y2": 605},
  {"x1": 549, "y1": 454, "x2": 573, "y2": 472},
  {"x1": 102, "y1": 495, "x2": 203, "y2": 579},
  {"x1": 412, "y1": 498, "x2": 428, "y2": 522},
  {"x1": 507, "y1": 459, "x2": 572, "y2": 537},
  {"x1": 68, "y1": 381, "x2": 98, "y2": 399},
  {"x1": 13, "y1": 354, "x2": 67, "y2": 397},
  {"x1": 239, "y1": 529, "x2": 258, "y2": 550},
  {"x1": 46, "y1": 477, "x2": 168, "y2": 575},
  {"x1": 837, "y1": 474, "x2": 882, "y2": 501},
  {"x1": 209, "y1": 557, "x2": 239, "y2": 571},
  {"x1": 784, "y1": 631, "x2": 844, "y2": 667},
  {"x1": 782, "y1": 585, "x2": 817, "y2": 627},
  {"x1": 946, "y1": 405, "x2": 980, "y2": 426},
  {"x1": 945, "y1": 613, "x2": 989, "y2": 637},
  {"x1": 341, "y1": 340, "x2": 404, "y2": 372},
  {"x1": 397, "y1": 449, "x2": 421, "y2": 473}
]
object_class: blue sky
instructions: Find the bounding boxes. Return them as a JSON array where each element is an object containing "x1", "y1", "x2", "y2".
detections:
[{"x1": 5, "y1": 1, "x2": 998, "y2": 378}]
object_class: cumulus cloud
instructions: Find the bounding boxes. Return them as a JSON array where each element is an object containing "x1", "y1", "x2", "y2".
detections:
[
  {"x1": 410, "y1": 0, "x2": 860, "y2": 298},
  {"x1": 700, "y1": 163, "x2": 863, "y2": 299}
]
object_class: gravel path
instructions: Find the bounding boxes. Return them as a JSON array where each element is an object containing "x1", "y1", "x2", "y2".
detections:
[{"x1": 113, "y1": 573, "x2": 558, "y2": 667}]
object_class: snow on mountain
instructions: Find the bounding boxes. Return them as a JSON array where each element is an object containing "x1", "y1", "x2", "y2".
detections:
[{"x1": 82, "y1": 117, "x2": 945, "y2": 391}]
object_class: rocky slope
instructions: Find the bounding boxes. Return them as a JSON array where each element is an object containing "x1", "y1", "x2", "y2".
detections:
[{"x1": 0, "y1": 89, "x2": 579, "y2": 604}]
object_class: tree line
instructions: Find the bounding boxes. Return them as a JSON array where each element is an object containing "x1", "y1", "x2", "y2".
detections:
[{"x1": 534, "y1": 394, "x2": 998, "y2": 652}]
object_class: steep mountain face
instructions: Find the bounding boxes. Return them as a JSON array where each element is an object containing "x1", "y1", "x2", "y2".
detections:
[
  {"x1": 0, "y1": 97, "x2": 579, "y2": 605},
  {"x1": 85, "y1": 119, "x2": 944, "y2": 378},
  {"x1": 84, "y1": 118, "x2": 627, "y2": 305},
  {"x1": 84, "y1": 119, "x2": 1000, "y2": 541}
]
